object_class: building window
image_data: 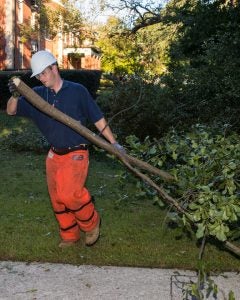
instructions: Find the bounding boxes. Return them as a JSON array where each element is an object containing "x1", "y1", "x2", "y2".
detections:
[
  {"x1": 31, "y1": 12, "x2": 36, "y2": 27},
  {"x1": 18, "y1": 41, "x2": 24, "y2": 68},
  {"x1": 31, "y1": 40, "x2": 38, "y2": 54},
  {"x1": 31, "y1": 0, "x2": 39, "y2": 11},
  {"x1": 18, "y1": 0, "x2": 24, "y2": 24}
]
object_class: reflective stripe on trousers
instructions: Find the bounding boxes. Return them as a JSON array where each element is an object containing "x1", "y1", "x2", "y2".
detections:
[{"x1": 46, "y1": 149, "x2": 99, "y2": 241}]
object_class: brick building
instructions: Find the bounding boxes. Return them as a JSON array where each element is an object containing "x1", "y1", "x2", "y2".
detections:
[{"x1": 0, "y1": 0, "x2": 101, "y2": 71}]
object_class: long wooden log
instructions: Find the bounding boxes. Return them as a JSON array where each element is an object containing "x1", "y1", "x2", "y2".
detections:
[
  {"x1": 12, "y1": 77, "x2": 174, "y2": 181},
  {"x1": 12, "y1": 79, "x2": 184, "y2": 213},
  {"x1": 225, "y1": 241, "x2": 240, "y2": 257}
]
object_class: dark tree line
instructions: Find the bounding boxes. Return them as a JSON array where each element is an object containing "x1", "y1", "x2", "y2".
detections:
[{"x1": 100, "y1": 0, "x2": 240, "y2": 138}]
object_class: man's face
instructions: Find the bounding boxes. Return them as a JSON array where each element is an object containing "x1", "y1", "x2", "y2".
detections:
[{"x1": 35, "y1": 65, "x2": 57, "y2": 88}]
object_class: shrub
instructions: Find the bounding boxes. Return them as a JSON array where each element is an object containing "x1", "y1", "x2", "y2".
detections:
[
  {"x1": 1, "y1": 127, "x2": 49, "y2": 153},
  {"x1": 97, "y1": 75, "x2": 176, "y2": 141}
]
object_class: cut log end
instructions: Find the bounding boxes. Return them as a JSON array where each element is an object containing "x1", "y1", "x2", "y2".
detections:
[{"x1": 13, "y1": 77, "x2": 21, "y2": 86}]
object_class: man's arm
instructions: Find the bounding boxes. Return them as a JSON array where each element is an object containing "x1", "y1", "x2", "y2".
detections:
[
  {"x1": 6, "y1": 96, "x2": 19, "y2": 115},
  {"x1": 94, "y1": 117, "x2": 126, "y2": 154},
  {"x1": 94, "y1": 117, "x2": 116, "y2": 144},
  {"x1": 7, "y1": 79, "x2": 19, "y2": 115}
]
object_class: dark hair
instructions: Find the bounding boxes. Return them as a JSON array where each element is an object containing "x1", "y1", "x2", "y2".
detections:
[{"x1": 50, "y1": 63, "x2": 59, "y2": 72}]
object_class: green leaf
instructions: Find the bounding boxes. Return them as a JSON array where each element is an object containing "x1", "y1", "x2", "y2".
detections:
[
  {"x1": 189, "y1": 202, "x2": 199, "y2": 210},
  {"x1": 228, "y1": 162, "x2": 236, "y2": 170},
  {"x1": 172, "y1": 151, "x2": 178, "y2": 160},
  {"x1": 196, "y1": 223, "x2": 205, "y2": 239},
  {"x1": 191, "y1": 141, "x2": 198, "y2": 149},
  {"x1": 192, "y1": 212, "x2": 201, "y2": 222},
  {"x1": 222, "y1": 210, "x2": 229, "y2": 221},
  {"x1": 215, "y1": 225, "x2": 228, "y2": 242},
  {"x1": 148, "y1": 145, "x2": 157, "y2": 155},
  {"x1": 232, "y1": 204, "x2": 240, "y2": 213}
]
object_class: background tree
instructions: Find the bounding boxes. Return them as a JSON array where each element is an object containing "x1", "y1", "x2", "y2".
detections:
[
  {"x1": 161, "y1": 0, "x2": 240, "y2": 130},
  {"x1": 19, "y1": 0, "x2": 85, "y2": 47},
  {"x1": 105, "y1": 0, "x2": 163, "y2": 33},
  {"x1": 40, "y1": 0, "x2": 85, "y2": 43},
  {"x1": 97, "y1": 0, "x2": 240, "y2": 137},
  {"x1": 96, "y1": 16, "x2": 144, "y2": 74}
]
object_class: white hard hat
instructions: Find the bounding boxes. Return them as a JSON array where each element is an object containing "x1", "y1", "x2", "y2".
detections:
[{"x1": 30, "y1": 50, "x2": 57, "y2": 78}]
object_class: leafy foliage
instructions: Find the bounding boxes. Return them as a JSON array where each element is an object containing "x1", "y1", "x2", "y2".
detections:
[
  {"x1": 96, "y1": 14, "x2": 173, "y2": 76},
  {"x1": 126, "y1": 124, "x2": 240, "y2": 243},
  {"x1": 97, "y1": 0, "x2": 240, "y2": 134},
  {"x1": 160, "y1": 0, "x2": 240, "y2": 131},
  {"x1": 0, "y1": 116, "x2": 49, "y2": 153},
  {"x1": 96, "y1": 17, "x2": 144, "y2": 75},
  {"x1": 97, "y1": 74, "x2": 177, "y2": 140},
  {"x1": 19, "y1": 0, "x2": 84, "y2": 45}
]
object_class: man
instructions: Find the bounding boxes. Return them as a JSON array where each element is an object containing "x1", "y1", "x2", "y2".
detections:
[{"x1": 7, "y1": 50, "x2": 124, "y2": 248}]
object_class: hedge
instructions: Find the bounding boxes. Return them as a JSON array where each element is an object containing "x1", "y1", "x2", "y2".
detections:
[{"x1": 0, "y1": 69, "x2": 102, "y2": 110}]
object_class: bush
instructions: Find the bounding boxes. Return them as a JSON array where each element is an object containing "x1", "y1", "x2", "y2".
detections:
[
  {"x1": 98, "y1": 65, "x2": 240, "y2": 141},
  {"x1": 0, "y1": 113, "x2": 49, "y2": 153},
  {"x1": 97, "y1": 75, "x2": 177, "y2": 141}
]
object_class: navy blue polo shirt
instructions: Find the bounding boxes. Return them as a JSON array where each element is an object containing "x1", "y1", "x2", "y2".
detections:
[{"x1": 16, "y1": 80, "x2": 103, "y2": 148}]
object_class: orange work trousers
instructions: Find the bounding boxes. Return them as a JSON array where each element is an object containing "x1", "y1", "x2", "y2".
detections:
[{"x1": 46, "y1": 149, "x2": 99, "y2": 242}]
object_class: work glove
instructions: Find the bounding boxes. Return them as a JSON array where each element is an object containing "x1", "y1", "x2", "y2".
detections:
[
  {"x1": 8, "y1": 78, "x2": 20, "y2": 98},
  {"x1": 112, "y1": 142, "x2": 126, "y2": 155}
]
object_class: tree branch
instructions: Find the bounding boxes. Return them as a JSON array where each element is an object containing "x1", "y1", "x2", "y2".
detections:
[{"x1": 12, "y1": 77, "x2": 174, "y2": 181}]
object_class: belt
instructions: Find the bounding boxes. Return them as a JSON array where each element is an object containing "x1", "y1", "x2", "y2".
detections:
[{"x1": 51, "y1": 144, "x2": 88, "y2": 155}]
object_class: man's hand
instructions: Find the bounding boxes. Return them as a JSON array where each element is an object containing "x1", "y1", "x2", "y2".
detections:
[
  {"x1": 8, "y1": 79, "x2": 20, "y2": 98},
  {"x1": 112, "y1": 142, "x2": 126, "y2": 154}
]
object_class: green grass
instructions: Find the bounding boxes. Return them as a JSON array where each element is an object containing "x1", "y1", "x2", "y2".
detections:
[{"x1": 0, "y1": 111, "x2": 240, "y2": 271}]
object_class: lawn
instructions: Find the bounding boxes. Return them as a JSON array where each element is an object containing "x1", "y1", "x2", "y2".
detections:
[{"x1": 0, "y1": 111, "x2": 240, "y2": 272}]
